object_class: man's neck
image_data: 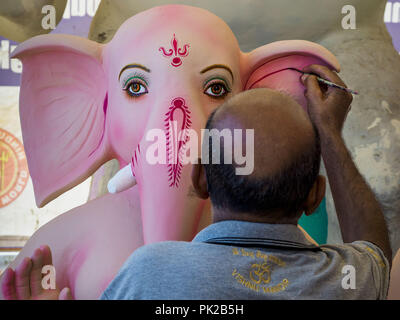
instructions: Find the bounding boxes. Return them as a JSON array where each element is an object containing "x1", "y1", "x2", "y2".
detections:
[{"x1": 212, "y1": 209, "x2": 300, "y2": 225}]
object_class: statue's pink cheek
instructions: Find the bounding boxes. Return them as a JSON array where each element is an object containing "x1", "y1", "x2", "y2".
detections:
[
  {"x1": 109, "y1": 117, "x2": 138, "y2": 162},
  {"x1": 108, "y1": 101, "x2": 139, "y2": 142},
  {"x1": 111, "y1": 121, "x2": 125, "y2": 142}
]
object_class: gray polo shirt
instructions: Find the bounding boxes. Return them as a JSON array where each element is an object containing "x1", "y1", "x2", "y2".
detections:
[{"x1": 100, "y1": 220, "x2": 389, "y2": 300}]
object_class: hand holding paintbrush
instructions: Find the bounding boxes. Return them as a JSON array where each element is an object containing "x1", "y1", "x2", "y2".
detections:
[
  {"x1": 300, "y1": 64, "x2": 354, "y2": 134},
  {"x1": 290, "y1": 67, "x2": 359, "y2": 96}
]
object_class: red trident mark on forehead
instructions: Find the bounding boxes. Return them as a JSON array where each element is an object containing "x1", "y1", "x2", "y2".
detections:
[
  {"x1": 165, "y1": 98, "x2": 192, "y2": 187},
  {"x1": 159, "y1": 34, "x2": 190, "y2": 68}
]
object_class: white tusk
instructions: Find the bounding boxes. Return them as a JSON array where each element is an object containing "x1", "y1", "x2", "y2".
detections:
[{"x1": 107, "y1": 164, "x2": 137, "y2": 194}]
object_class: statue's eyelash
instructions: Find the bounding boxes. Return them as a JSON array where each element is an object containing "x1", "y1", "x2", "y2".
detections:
[
  {"x1": 122, "y1": 72, "x2": 149, "y2": 90},
  {"x1": 203, "y1": 76, "x2": 232, "y2": 92}
]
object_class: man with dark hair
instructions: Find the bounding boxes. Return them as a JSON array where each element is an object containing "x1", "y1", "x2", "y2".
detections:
[
  {"x1": 203, "y1": 91, "x2": 322, "y2": 221},
  {"x1": 101, "y1": 65, "x2": 391, "y2": 300}
]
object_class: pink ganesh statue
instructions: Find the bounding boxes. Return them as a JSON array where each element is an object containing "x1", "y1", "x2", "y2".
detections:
[{"x1": 0, "y1": 5, "x2": 340, "y2": 299}]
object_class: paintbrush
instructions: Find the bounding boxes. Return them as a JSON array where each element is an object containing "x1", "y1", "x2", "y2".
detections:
[{"x1": 288, "y1": 68, "x2": 359, "y2": 95}]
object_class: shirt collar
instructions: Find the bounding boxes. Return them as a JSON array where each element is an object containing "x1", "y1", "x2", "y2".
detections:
[{"x1": 192, "y1": 220, "x2": 313, "y2": 246}]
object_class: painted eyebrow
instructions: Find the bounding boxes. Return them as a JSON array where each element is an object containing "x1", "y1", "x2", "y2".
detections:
[
  {"x1": 200, "y1": 64, "x2": 234, "y2": 82},
  {"x1": 119, "y1": 64, "x2": 151, "y2": 80}
]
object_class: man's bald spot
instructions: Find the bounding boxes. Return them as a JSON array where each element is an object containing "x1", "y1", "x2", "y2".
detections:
[{"x1": 211, "y1": 88, "x2": 316, "y2": 178}]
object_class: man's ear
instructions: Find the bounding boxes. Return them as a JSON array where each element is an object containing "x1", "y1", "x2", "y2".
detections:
[
  {"x1": 191, "y1": 161, "x2": 209, "y2": 200},
  {"x1": 303, "y1": 175, "x2": 326, "y2": 216}
]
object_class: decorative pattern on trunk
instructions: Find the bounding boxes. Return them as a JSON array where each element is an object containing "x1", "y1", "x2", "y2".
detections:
[{"x1": 165, "y1": 97, "x2": 192, "y2": 188}]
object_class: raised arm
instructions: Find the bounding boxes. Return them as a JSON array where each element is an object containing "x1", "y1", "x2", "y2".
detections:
[{"x1": 302, "y1": 65, "x2": 392, "y2": 266}]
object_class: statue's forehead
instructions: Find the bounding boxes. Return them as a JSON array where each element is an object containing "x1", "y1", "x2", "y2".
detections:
[
  {"x1": 104, "y1": 6, "x2": 241, "y2": 75},
  {"x1": 110, "y1": 6, "x2": 238, "y2": 48},
  {"x1": 108, "y1": 15, "x2": 239, "y2": 65}
]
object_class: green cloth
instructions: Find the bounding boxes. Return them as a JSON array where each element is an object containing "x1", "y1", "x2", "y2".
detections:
[{"x1": 298, "y1": 198, "x2": 328, "y2": 245}]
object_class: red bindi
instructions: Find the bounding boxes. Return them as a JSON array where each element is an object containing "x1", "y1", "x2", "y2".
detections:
[{"x1": 159, "y1": 34, "x2": 190, "y2": 68}]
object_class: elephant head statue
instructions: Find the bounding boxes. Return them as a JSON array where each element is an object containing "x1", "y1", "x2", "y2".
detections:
[{"x1": 13, "y1": 4, "x2": 339, "y2": 244}]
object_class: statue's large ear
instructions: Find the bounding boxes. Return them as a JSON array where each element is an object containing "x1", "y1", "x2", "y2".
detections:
[
  {"x1": 242, "y1": 40, "x2": 340, "y2": 109},
  {"x1": 12, "y1": 34, "x2": 110, "y2": 207}
]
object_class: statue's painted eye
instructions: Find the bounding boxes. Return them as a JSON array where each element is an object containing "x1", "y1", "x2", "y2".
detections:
[
  {"x1": 126, "y1": 82, "x2": 148, "y2": 97},
  {"x1": 122, "y1": 75, "x2": 149, "y2": 98},
  {"x1": 204, "y1": 78, "x2": 231, "y2": 99}
]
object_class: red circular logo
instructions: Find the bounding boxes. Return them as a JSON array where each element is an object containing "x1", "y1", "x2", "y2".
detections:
[{"x1": 0, "y1": 128, "x2": 29, "y2": 208}]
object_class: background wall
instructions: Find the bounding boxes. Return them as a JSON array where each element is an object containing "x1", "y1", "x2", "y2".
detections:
[{"x1": 386, "y1": 0, "x2": 400, "y2": 51}]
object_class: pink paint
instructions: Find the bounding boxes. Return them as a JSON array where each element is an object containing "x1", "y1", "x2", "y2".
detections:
[
  {"x1": 165, "y1": 97, "x2": 192, "y2": 187},
  {"x1": 62, "y1": 242, "x2": 91, "y2": 296},
  {"x1": 159, "y1": 34, "x2": 190, "y2": 67},
  {"x1": 244, "y1": 53, "x2": 333, "y2": 110},
  {"x1": 247, "y1": 67, "x2": 299, "y2": 89}
]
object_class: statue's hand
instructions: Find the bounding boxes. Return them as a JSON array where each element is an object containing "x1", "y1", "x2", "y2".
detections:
[{"x1": 1, "y1": 245, "x2": 72, "y2": 300}]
